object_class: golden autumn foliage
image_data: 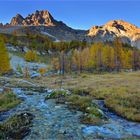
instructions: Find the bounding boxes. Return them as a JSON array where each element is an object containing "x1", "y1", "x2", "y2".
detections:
[
  {"x1": 25, "y1": 50, "x2": 38, "y2": 62},
  {"x1": 51, "y1": 58, "x2": 60, "y2": 71},
  {"x1": 0, "y1": 38, "x2": 11, "y2": 74},
  {"x1": 39, "y1": 68, "x2": 46, "y2": 75},
  {"x1": 71, "y1": 42, "x2": 139, "y2": 72},
  {"x1": 102, "y1": 45, "x2": 115, "y2": 69}
]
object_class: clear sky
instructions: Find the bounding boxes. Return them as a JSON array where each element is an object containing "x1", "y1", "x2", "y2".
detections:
[{"x1": 0, "y1": 0, "x2": 139, "y2": 30}]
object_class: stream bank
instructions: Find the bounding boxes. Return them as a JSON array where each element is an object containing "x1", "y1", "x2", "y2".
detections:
[{"x1": 0, "y1": 88, "x2": 140, "y2": 139}]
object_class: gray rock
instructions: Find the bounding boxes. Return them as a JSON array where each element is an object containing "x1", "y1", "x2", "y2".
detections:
[
  {"x1": 30, "y1": 73, "x2": 41, "y2": 78},
  {"x1": 0, "y1": 88, "x2": 3, "y2": 93}
]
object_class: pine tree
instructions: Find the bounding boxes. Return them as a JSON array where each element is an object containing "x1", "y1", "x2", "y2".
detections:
[{"x1": 0, "y1": 38, "x2": 11, "y2": 74}]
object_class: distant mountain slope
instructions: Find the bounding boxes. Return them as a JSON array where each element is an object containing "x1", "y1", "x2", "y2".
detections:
[
  {"x1": 0, "y1": 10, "x2": 140, "y2": 48},
  {"x1": 9, "y1": 10, "x2": 87, "y2": 41},
  {"x1": 0, "y1": 10, "x2": 87, "y2": 41},
  {"x1": 88, "y1": 20, "x2": 140, "y2": 48}
]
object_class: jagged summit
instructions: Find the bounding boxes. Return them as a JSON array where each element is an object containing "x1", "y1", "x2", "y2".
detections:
[
  {"x1": 10, "y1": 10, "x2": 57, "y2": 26},
  {"x1": 10, "y1": 14, "x2": 24, "y2": 25}
]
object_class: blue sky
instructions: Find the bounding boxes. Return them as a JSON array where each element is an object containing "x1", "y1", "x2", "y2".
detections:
[{"x1": 0, "y1": 0, "x2": 139, "y2": 29}]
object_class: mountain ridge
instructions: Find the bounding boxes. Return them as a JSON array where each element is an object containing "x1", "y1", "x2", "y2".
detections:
[{"x1": 0, "y1": 10, "x2": 140, "y2": 48}]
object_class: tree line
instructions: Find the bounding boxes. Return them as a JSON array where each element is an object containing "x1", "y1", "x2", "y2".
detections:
[
  {"x1": 52, "y1": 39, "x2": 140, "y2": 74},
  {"x1": 0, "y1": 32, "x2": 140, "y2": 75}
]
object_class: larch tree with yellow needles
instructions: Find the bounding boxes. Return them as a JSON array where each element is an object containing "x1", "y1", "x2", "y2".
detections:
[{"x1": 0, "y1": 38, "x2": 11, "y2": 74}]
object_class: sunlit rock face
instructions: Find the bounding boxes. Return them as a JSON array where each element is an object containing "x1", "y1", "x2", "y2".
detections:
[
  {"x1": 10, "y1": 10, "x2": 56, "y2": 26},
  {"x1": 10, "y1": 14, "x2": 24, "y2": 25},
  {"x1": 22, "y1": 10, "x2": 57, "y2": 26},
  {"x1": 88, "y1": 20, "x2": 140, "y2": 48}
]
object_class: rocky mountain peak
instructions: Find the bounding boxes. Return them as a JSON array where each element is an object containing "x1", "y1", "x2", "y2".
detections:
[
  {"x1": 23, "y1": 10, "x2": 56, "y2": 26},
  {"x1": 10, "y1": 10, "x2": 57, "y2": 26},
  {"x1": 10, "y1": 14, "x2": 24, "y2": 25},
  {"x1": 3, "y1": 11, "x2": 140, "y2": 48},
  {"x1": 88, "y1": 20, "x2": 140, "y2": 44},
  {"x1": 104, "y1": 20, "x2": 139, "y2": 31}
]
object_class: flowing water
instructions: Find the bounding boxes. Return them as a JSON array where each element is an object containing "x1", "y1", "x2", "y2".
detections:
[{"x1": 0, "y1": 88, "x2": 140, "y2": 139}]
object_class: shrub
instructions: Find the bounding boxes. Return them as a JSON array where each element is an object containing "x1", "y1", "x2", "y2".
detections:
[
  {"x1": 25, "y1": 50, "x2": 38, "y2": 62},
  {"x1": 0, "y1": 112, "x2": 34, "y2": 139},
  {"x1": 39, "y1": 68, "x2": 46, "y2": 76}
]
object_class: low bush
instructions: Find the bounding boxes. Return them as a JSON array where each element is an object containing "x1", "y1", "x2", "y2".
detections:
[
  {"x1": 0, "y1": 91, "x2": 21, "y2": 112},
  {"x1": 25, "y1": 50, "x2": 38, "y2": 62},
  {"x1": 0, "y1": 112, "x2": 34, "y2": 139},
  {"x1": 39, "y1": 68, "x2": 46, "y2": 76}
]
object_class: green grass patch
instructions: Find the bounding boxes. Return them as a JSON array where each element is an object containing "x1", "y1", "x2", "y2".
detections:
[
  {"x1": 89, "y1": 87, "x2": 140, "y2": 122},
  {"x1": 45, "y1": 90, "x2": 68, "y2": 100},
  {"x1": 105, "y1": 91, "x2": 140, "y2": 122},
  {"x1": 45, "y1": 89, "x2": 106, "y2": 125},
  {"x1": 0, "y1": 91, "x2": 21, "y2": 112},
  {"x1": 66, "y1": 95, "x2": 92, "y2": 112},
  {"x1": 80, "y1": 114, "x2": 104, "y2": 125},
  {"x1": 71, "y1": 88, "x2": 90, "y2": 96},
  {"x1": 66, "y1": 94, "x2": 106, "y2": 124}
]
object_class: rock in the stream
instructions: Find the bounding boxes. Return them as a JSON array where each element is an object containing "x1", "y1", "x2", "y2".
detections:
[
  {"x1": 30, "y1": 72, "x2": 41, "y2": 79},
  {"x1": 0, "y1": 112, "x2": 34, "y2": 139}
]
